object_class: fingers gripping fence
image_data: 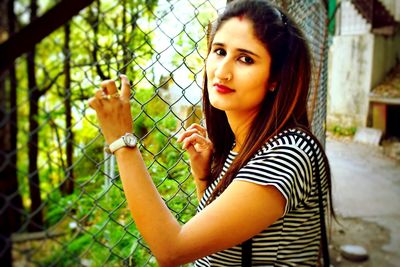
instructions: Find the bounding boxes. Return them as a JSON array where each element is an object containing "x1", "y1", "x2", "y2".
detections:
[{"x1": 0, "y1": 0, "x2": 329, "y2": 266}]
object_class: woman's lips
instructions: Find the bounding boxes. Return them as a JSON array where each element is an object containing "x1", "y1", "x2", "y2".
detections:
[{"x1": 214, "y1": 83, "x2": 235, "y2": 94}]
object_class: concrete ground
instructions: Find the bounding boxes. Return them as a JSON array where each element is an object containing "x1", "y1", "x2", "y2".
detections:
[{"x1": 326, "y1": 137, "x2": 400, "y2": 267}]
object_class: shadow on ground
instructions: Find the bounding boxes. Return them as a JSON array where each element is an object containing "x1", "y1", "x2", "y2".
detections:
[{"x1": 327, "y1": 137, "x2": 400, "y2": 267}]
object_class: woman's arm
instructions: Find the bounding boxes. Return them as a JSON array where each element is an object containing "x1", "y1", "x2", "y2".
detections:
[
  {"x1": 116, "y1": 146, "x2": 285, "y2": 266},
  {"x1": 88, "y1": 76, "x2": 286, "y2": 266},
  {"x1": 114, "y1": 147, "x2": 181, "y2": 265}
]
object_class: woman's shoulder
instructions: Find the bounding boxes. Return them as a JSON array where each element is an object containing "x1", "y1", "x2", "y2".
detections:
[{"x1": 255, "y1": 127, "x2": 320, "y2": 157}]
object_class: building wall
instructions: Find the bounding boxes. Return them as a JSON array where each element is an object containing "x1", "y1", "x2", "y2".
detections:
[
  {"x1": 328, "y1": 34, "x2": 374, "y2": 128},
  {"x1": 371, "y1": 31, "x2": 400, "y2": 89},
  {"x1": 327, "y1": 0, "x2": 399, "y2": 129},
  {"x1": 379, "y1": 0, "x2": 400, "y2": 21},
  {"x1": 337, "y1": 0, "x2": 370, "y2": 35}
]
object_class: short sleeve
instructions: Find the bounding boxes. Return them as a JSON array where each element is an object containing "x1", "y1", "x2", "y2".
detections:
[{"x1": 234, "y1": 144, "x2": 313, "y2": 214}]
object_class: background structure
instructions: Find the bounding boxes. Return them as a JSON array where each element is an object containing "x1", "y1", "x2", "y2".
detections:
[
  {"x1": 327, "y1": 0, "x2": 399, "y2": 134},
  {"x1": 0, "y1": 0, "x2": 329, "y2": 266}
]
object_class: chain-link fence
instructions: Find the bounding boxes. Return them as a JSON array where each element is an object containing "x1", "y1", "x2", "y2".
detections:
[{"x1": 0, "y1": 0, "x2": 329, "y2": 266}]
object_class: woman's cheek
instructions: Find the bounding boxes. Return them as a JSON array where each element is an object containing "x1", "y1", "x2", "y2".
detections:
[{"x1": 205, "y1": 58, "x2": 215, "y2": 79}]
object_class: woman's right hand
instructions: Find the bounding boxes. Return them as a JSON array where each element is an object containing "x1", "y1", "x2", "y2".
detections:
[{"x1": 177, "y1": 123, "x2": 213, "y2": 182}]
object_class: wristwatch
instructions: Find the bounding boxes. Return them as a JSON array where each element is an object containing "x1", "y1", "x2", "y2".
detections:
[{"x1": 105, "y1": 133, "x2": 137, "y2": 154}]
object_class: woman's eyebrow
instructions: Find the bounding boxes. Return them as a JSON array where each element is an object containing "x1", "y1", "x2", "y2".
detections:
[
  {"x1": 212, "y1": 42, "x2": 260, "y2": 58},
  {"x1": 237, "y1": 48, "x2": 260, "y2": 58}
]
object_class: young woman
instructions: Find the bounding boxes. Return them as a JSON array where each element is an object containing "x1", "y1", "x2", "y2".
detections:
[{"x1": 88, "y1": 0, "x2": 333, "y2": 266}]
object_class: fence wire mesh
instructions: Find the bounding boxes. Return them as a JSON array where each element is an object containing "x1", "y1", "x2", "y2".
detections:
[{"x1": 0, "y1": 0, "x2": 329, "y2": 266}]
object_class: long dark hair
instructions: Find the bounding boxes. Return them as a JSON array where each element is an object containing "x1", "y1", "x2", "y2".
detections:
[{"x1": 203, "y1": 0, "x2": 333, "y2": 215}]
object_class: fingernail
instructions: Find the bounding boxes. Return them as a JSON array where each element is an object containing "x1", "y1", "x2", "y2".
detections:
[{"x1": 120, "y1": 74, "x2": 127, "y2": 81}]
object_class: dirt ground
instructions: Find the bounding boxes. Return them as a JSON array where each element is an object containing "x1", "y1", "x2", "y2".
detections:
[{"x1": 326, "y1": 136, "x2": 400, "y2": 267}]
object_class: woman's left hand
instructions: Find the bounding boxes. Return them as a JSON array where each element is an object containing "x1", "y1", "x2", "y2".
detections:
[
  {"x1": 88, "y1": 75, "x2": 133, "y2": 144},
  {"x1": 177, "y1": 123, "x2": 213, "y2": 182}
]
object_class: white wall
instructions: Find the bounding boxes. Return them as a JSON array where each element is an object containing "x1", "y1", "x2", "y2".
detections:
[
  {"x1": 371, "y1": 31, "x2": 400, "y2": 88},
  {"x1": 379, "y1": 0, "x2": 400, "y2": 21},
  {"x1": 338, "y1": 0, "x2": 371, "y2": 35},
  {"x1": 328, "y1": 34, "x2": 374, "y2": 128},
  {"x1": 327, "y1": 0, "x2": 400, "y2": 129}
]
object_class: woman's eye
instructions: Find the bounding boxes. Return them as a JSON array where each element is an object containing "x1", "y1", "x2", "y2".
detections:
[
  {"x1": 214, "y1": 48, "x2": 226, "y2": 56},
  {"x1": 239, "y1": 56, "x2": 254, "y2": 64}
]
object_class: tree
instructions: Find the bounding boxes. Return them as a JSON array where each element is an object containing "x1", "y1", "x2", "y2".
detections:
[
  {"x1": 86, "y1": 0, "x2": 109, "y2": 80},
  {"x1": 26, "y1": 0, "x2": 63, "y2": 231},
  {"x1": 59, "y1": 21, "x2": 74, "y2": 195},
  {"x1": 0, "y1": 0, "x2": 24, "y2": 265},
  {"x1": 26, "y1": 0, "x2": 44, "y2": 232}
]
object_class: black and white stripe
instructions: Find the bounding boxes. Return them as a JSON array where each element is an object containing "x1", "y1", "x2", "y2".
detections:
[{"x1": 195, "y1": 129, "x2": 328, "y2": 266}]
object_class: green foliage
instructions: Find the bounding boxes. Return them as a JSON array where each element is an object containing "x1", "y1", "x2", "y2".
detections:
[
  {"x1": 329, "y1": 125, "x2": 357, "y2": 136},
  {"x1": 9, "y1": 0, "x2": 222, "y2": 265},
  {"x1": 32, "y1": 72, "x2": 197, "y2": 266}
]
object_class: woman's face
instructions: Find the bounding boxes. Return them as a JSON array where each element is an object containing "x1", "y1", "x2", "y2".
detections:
[{"x1": 206, "y1": 17, "x2": 272, "y2": 114}]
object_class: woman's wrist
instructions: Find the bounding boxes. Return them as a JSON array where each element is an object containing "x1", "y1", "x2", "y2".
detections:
[
  {"x1": 192, "y1": 172, "x2": 209, "y2": 182},
  {"x1": 193, "y1": 177, "x2": 209, "y2": 191},
  {"x1": 194, "y1": 179, "x2": 208, "y2": 201},
  {"x1": 114, "y1": 146, "x2": 139, "y2": 159}
]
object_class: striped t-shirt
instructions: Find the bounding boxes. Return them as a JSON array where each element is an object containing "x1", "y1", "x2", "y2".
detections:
[{"x1": 195, "y1": 129, "x2": 328, "y2": 266}]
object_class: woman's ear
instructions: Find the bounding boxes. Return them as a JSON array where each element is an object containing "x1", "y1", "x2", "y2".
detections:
[{"x1": 269, "y1": 81, "x2": 278, "y2": 92}]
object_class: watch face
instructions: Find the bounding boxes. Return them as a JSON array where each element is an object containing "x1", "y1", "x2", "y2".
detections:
[{"x1": 124, "y1": 134, "x2": 136, "y2": 146}]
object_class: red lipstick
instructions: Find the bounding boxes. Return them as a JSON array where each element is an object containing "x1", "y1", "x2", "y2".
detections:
[{"x1": 214, "y1": 83, "x2": 235, "y2": 94}]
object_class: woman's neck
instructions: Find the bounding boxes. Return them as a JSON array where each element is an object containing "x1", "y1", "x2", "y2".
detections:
[{"x1": 226, "y1": 110, "x2": 258, "y2": 152}]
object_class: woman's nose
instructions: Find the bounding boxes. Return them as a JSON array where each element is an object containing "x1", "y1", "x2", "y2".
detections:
[{"x1": 215, "y1": 59, "x2": 232, "y2": 81}]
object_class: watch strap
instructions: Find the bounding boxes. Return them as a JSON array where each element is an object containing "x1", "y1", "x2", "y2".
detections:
[
  {"x1": 105, "y1": 133, "x2": 137, "y2": 154},
  {"x1": 109, "y1": 138, "x2": 127, "y2": 153}
]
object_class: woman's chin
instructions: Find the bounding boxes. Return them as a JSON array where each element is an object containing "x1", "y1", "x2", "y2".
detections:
[{"x1": 209, "y1": 100, "x2": 228, "y2": 111}]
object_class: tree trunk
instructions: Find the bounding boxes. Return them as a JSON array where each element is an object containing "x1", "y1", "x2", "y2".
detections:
[
  {"x1": 90, "y1": 0, "x2": 109, "y2": 80},
  {"x1": 27, "y1": 0, "x2": 43, "y2": 232},
  {"x1": 0, "y1": 78, "x2": 13, "y2": 266},
  {"x1": 121, "y1": 0, "x2": 128, "y2": 73},
  {"x1": 8, "y1": 0, "x2": 22, "y2": 228},
  {"x1": 60, "y1": 21, "x2": 74, "y2": 195},
  {"x1": 0, "y1": 0, "x2": 24, "y2": 265}
]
